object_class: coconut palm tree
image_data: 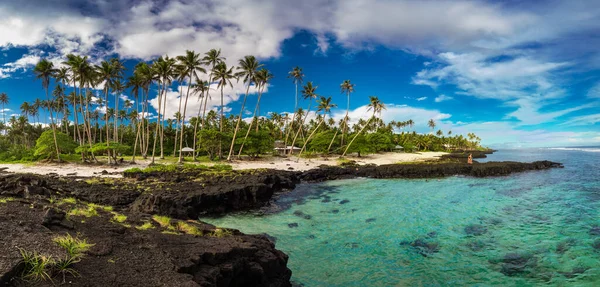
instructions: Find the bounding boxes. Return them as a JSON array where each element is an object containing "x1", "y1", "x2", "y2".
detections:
[
  {"x1": 428, "y1": 119, "x2": 436, "y2": 134},
  {"x1": 285, "y1": 67, "x2": 304, "y2": 147},
  {"x1": 0, "y1": 92, "x2": 8, "y2": 125},
  {"x1": 96, "y1": 60, "x2": 119, "y2": 162},
  {"x1": 340, "y1": 80, "x2": 354, "y2": 145},
  {"x1": 298, "y1": 96, "x2": 336, "y2": 158},
  {"x1": 342, "y1": 96, "x2": 386, "y2": 157},
  {"x1": 227, "y1": 55, "x2": 262, "y2": 161},
  {"x1": 127, "y1": 73, "x2": 144, "y2": 163},
  {"x1": 212, "y1": 61, "x2": 235, "y2": 159},
  {"x1": 151, "y1": 56, "x2": 176, "y2": 163},
  {"x1": 202, "y1": 49, "x2": 225, "y2": 128},
  {"x1": 176, "y1": 50, "x2": 206, "y2": 163},
  {"x1": 237, "y1": 68, "x2": 273, "y2": 158},
  {"x1": 33, "y1": 59, "x2": 61, "y2": 160},
  {"x1": 191, "y1": 79, "x2": 209, "y2": 161},
  {"x1": 289, "y1": 82, "x2": 318, "y2": 155}
]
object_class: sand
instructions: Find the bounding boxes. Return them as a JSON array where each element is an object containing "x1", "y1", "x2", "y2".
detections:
[{"x1": 0, "y1": 152, "x2": 447, "y2": 178}]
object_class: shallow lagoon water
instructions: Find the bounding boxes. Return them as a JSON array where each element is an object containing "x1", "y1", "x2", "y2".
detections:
[{"x1": 202, "y1": 148, "x2": 600, "y2": 286}]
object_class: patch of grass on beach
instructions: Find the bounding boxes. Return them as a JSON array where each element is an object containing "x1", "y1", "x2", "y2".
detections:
[
  {"x1": 124, "y1": 163, "x2": 232, "y2": 175},
  {"x1": 209, "y1": 228, "x2": 233, "y2": 238},
  {"x1": 111, "y1": 213, "x2": 127, "y2": 223},
  {"x1": 58, "y1": 197, "x2": 77, "y2": 205},
  {"x1": 87, "y1": 203, "x2": 113, "y2": 212}
]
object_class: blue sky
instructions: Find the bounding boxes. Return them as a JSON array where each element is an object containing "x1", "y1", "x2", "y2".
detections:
[{"x1": 0, "y1": 0, "x2": 598, "y2": 148}]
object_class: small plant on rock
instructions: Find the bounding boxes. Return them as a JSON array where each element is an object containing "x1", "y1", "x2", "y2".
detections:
[{"x1": 19, "y1": 249, "x2": 53, "y2": 283}]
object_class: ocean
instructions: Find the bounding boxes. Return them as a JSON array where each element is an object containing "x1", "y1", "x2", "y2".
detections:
[{"x1": 202, "y1": 148, "x2": 600, "y2": 286}]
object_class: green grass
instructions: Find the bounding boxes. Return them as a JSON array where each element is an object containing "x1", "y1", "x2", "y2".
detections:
[
  {"x1": 209, "y1": 228, "x2": 233, "y2": 238},
  {"x1": 177, "y1": 221, "x2": 203, "y2": 236},
  {"x1": 124, "y1": 163, "x2": 232, "y2": 175},
  {"x1": 53, "y1": 234, "x2": 94, "y2": 259},
  {"x1": 58, "y1": 197, "x2": 77, "y2": 205},
  {"x1": 87, "y1": 203, "x2": 113, "y2": 212},
  {"x1": 135, "y1": 222, "x2": 155, "y2": 230},
  {"x1": 19, "y1": 249, "x2": 53, "y2": 283},
  {"x1": 68, "y1": 206, "x2": 98, "y2": 218},
  {"x1": 0, "y1": 197, "x2": 15, "y2": 203},
  {"x1": 152, "y1": 215, "x2": 172, "y2": 228},
  {"x1": 111, "y1": 213, "x2": 127, "y2": 223}
]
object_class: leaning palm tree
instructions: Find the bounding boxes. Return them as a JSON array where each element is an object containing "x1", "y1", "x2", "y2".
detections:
[
  {"x1": 227, "y1": 55, "x2": 262, "y2": 161},
  {"x1": 212, "y1": 61, "x2": 235, "y2": 159},
  {"x1": 289, "y1": 82, "x2": 318, "y2": 155},
  {"x1": 340, "y1": 79, "x2": 354, "y2": 146},
  {"x1": 298, "y1": 96, "x2": 336, "y2": 158},
  {"x1": 95, "y1": 60, "x2": 118, "y2": 162},
  {"x1": 238, "y1": 68, "x2": 273, "y2": 158},
  {"x1": 285, "y1": 66, "x2": 304, "y2": 147},
  {"x1": 127, "y1": 73, "x2": 144, "y2": 163},
  {"x1": 112, "y1": 79, "x2": 126, "y2": 145},
  {"x1": 0, "y1": 92, "x2": 8, "y2": 125},
  {"x1": 33, "y1": 59, "x2": 60, "y2": 161},
  {"x1": 342, "y1": 96, "x2": 386, "y2": 157},
  {"x1": 176, "y1": 50, "x2": 206, "y2": 163},
  {"x1": 201, "y1": 49, "x2": 225, "y2": 128}
]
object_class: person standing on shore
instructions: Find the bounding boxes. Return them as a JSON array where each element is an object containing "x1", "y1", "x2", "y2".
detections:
[{"x1": 467, "y1": 153, "x2": 473, "y2": 164}]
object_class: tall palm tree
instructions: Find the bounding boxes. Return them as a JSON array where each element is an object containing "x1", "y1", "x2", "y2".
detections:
[
  {"x1": 285, "y1": 66, "x2": 304, "y2": 148},
  {"x1": 237, "y1": 68, "x2": 273, "y2": 158},
  {"x1": 112, "y1": 79, "x2": 126, "y2": 145},
  {"x1": 227, "y1": 55, "x2": 262, "y2": 161},
  {"x1": 342, "y1": 96, "x2": 386, "y2": 157},
  {"x1": 0, "y1": 92, "x2": 8, "y2": 125},
  {"x1": 289, "y1": 82, "x2": 317, "y2": 155},
  {"x1": 428, "y1": 119, "x2": 436, "y2": 134},
  {"x1": 151, "y1": 56, "x2": 176, "y2": 163},
  {"x1": 340, "y1": 80, "x2": 354, "y2": 146},
  {"x1": 298, "y1": 96, "x2": 336, "y2": 158},
  {"x1": 191, "y1": 79, "x2": 209, "y2": 161},
  {"x1": 127, "y1": 73, "x2": 144, "y2": 163},
  {"x1": 201, "y1": 49, "x2": 225, "y2": 129},
  {"x1": 96, "y1": 60, "x2": 119, "y2": 162},
  {"x1": 33, "y1": 59, "x2": 60, "y2": 161},
  {"x1": 176, "y1": 50, "x2": 206, "y2": 163},
  {"x1": 212, "y1": 61, "x2": 235, "y2": 159}
]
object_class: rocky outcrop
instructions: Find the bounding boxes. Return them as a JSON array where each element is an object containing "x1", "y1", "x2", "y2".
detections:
[{"x1": 0, "y1": 175, "x2": 292, "y2": 286}]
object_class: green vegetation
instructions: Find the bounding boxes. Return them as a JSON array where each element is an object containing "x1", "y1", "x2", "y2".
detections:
[
  {"x1": 0, "y1": 51, "x2": 485, "y2": 166},
  {"x1": 0, "y1": 197, "x2": 15, "y2": 203},
  {"x1": 177, "y1": 221, "x2": 203, "y2": 236},
  {"x1": 111, "y1": 213, "x2": 127, "y2": 223},
  {"x1": 68, "y1": 206, "x2": 99, "y2": 218},
  {"x1": 124, "y1": 163, "x2": 232, "y2": 175},
  {"x1": 209, "y1": 228, "x2": 233, "y2": 238},
  {"x1": 152, "y1": 215, "x2": 171, "y2": 228},
  {"x1": 58, "y1": 197, "x2": 77, "y2": 205},
  {"x1": 135, "y1": 222, "x2": 155, "y2": 231},
  {"x1": 19, "y1": 234, "x2": 93, "y2": 283}
]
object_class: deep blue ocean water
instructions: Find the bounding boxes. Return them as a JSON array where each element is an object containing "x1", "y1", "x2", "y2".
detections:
[{"x1": 202, "y1": 148, "x2": 600, "y2": 286}]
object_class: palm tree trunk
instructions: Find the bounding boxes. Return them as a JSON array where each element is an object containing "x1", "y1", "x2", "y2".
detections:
[
  {"x1": 342, "y1": 115, "x2": 374, "y2": 157},
  {"x1": 151, "y1": 82, "x2": 164, "y2": 164},
  {"x1": 219, "y1": 85, "x2": 224, "y2": 159},
  {"x1": 237, "y1": 84, "x2": 263, "y2": 158},
  {"x1": 327, "y1": 128, "x2": 340, "y2": 154},
  {"x1": 289, "y1": 103, "x2": 311, "y2": 156},
  {"x1": 160, "y1": 85, "x2": 167, "y2": 159},
  {"x1": 297, "y1": 116, "x2": 324, "y2": 160},
  {"x1": 45, "y1": 87, "x2": 61, "y2": 161},
  {"x1": 192, "y1": 93, "x2": 203, "y2": 161},
  {"x1": 178, "y1": 77, "x2": 193, "y2": 163},
  {"x1": 174, "y1": 85, "x2": 184, "y2": 157},
  {"x1": 227, "y1": 85, "x2": 251, "y2": 161}
]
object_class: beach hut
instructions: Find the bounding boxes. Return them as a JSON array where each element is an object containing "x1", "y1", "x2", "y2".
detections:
[
  {"x1": 393, "y1": 145, "x2": 404, "y2": 152},
  {"x1": 179, "y1": 147, "x2": 195, "y2": 156},
  {"x1": 274, "y1": 146, "x2": 301, "y2": 155}
]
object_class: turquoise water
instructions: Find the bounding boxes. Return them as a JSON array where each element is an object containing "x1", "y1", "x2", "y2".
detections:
[{"x1": 202, "y1": 148, "x2": 600, "y2": 286}]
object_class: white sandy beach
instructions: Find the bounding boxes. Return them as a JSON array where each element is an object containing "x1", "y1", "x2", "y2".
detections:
[{"x1": 0, "y1": 152, "x2": 447, "y2": 178}]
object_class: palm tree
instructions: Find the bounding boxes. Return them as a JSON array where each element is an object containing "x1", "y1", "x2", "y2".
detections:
[
  {"x1": 342, "y1": 96, "x2": 386, "y2": 157},
  {"x1": 298, "y1": 96, "x2": 336, "y2": 158},
  {"x1": 191, "y1": 80, "x2": 209, "y2": 161},
  {"x1": 428, "y1": 119, "x2": 436, "y2": 134},
  {"x1": 96, "y1": 60, "x2": 119, "y2": 162},
  {"x1": 176, "y1": 50, "x2": 206, "y2": 163},
  {"x1": 112, "y1": 79, "x2": 126, "y2": 146},
  {"x1": 340, "y1": 80, "x2": 354, "y2": 146},
  {"x1": 212, "y1": 61, "x2": 235, "y2": 159},
  {"x1": 33, "y1": 59, "x2": 61, "y2": 161},
  {"x1": 227, "y1": 55, "x2": 262, "y2": 161},
  {"x1": 289, "y1": 82, "x2": 317, "y2": 155},
  {"x1": 238, "y1": 68, "x2": 273, "y2": 157},
  {"x1": 202, "y1": 49, "x2": 225, "y2": 129},
  {"x1": 151, "y1": 56, "x2": 176, "y2": 163},
  {"x1": 0, "y1": 92, "x2": 8, "y2": 125},
  {"x1": 285, "y1": 67, "x2": 304, "y2": 147},
  {"x1": 127, "y1": 73, "x2": 143, "y2": 163}
]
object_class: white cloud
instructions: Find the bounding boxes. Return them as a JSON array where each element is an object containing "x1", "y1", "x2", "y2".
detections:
[
  {"x1": 434, "y1": 94, "x2": 453, "y2": 102},
  {"x1": 416, "y1": 97, "x2": 427, "y2": 101}
]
